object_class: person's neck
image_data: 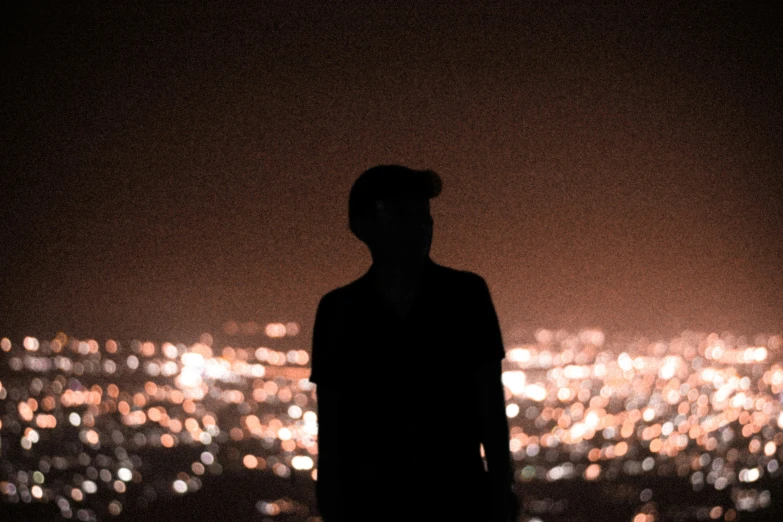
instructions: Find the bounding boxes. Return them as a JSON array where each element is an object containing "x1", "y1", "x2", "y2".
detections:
[
  {"x1": 369, "y1": 254, "x2": 430, "y2": 288},
  {"x1": 368, "y1": 254, "x2": 430, "y2": 318}
]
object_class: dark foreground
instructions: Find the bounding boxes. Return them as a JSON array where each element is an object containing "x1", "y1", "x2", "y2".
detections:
[{"x1": 3, "y1": 469, "x2": 783, "y2": 522}]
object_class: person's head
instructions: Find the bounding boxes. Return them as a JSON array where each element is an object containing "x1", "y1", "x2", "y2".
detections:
[{"x1": 348, "y1": 165, "x2": 441, "y2": 262}]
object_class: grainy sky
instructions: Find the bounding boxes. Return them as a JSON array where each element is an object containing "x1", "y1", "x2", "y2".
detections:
[{"x1": 2, "y1": 3, "x2": 781, "y2": 343}]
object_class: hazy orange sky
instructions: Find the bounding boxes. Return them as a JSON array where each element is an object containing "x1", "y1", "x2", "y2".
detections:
[{"x1": 2, "y1": 3, "x2": 781, "y2": 342}]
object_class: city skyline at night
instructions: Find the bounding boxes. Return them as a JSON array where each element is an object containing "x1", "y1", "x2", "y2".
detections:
[{"x1": 2, "y1": 328, "x2": 783, "y2": 520}]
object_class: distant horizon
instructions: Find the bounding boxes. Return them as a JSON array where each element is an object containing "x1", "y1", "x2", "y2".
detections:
[{"x1": 3, "y1": 325, "x2": 782, "y2": 353}]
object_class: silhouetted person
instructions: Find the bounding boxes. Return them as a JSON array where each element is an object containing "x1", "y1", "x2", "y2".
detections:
[{"x1": 310, "y1": 165, "x2": 517, "y2": 521}]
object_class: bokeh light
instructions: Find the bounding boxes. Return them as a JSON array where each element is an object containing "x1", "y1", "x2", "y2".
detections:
[{"x1": 1, "y1": 328, "x2": 782, "y2": 520}]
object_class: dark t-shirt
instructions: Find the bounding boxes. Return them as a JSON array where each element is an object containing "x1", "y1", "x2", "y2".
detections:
[{"x1": 310, "y1": 260, "x2": 505, "y2": 517}]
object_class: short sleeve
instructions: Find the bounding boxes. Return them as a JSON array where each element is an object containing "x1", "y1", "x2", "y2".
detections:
[
  {"x1": 471, "y1": 276, "x2": 506, "y2": 362},
  {"x1": 309, "y1": 293, "x2": 334, "y2": 385}
]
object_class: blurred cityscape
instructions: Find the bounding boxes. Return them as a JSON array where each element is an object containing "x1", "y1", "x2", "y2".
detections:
[{"x1": 1, "y1": 325, "x2": 783, "y2": 521}]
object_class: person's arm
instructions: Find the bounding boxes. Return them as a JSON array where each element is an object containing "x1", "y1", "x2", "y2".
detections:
[
  {"x1": 311, "y1": 295, "x2": 344, "y2": 521},
  {"x1": 476, "y1": 358, "x2": 516, "y2": 521},
  {"x1": 315, "y1": 383, "x2": 344, "y2": 522},
  {"x1": 472, "y1": 276, "x2": 517, "y2": 521}
]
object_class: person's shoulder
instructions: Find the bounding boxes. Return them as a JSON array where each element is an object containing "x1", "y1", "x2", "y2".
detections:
[
  {"x1": 430, "y1": 261, "x2": 488, "y2": 289},
  {"x1": 317, "y1": 274, "x2": 369, "y2": 309}
]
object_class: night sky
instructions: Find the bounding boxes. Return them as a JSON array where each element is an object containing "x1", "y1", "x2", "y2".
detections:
[{"x1": 2, "y1": 3, "x2": 781, "y2": 344}]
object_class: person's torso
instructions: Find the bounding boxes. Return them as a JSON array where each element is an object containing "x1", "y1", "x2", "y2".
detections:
[{"x1": 328, "y1": 264, "x2": 489, "y2": 490}]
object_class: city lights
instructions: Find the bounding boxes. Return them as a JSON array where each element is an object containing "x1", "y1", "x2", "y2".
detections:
[{"x1": 0, "y1": 330, "x2": 782, "y2": 520}]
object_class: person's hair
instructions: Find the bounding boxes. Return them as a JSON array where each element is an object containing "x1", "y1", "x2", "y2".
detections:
[{"x1": 348, "y1": 165, "x2": 441, "y2": 242}]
